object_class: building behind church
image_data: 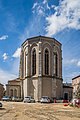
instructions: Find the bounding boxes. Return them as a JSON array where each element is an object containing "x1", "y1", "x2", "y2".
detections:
[
  {"x1": 72, "y1": 75, "x2": 80, "y2": 98},
  {"x1": 6, "y1": 78, "x2": 21, "y2": 98},
  {"x1": 0, "y1": 83, "x2": 4, "y2": 100}
]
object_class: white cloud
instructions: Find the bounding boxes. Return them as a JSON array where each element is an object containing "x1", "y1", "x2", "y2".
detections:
[
  {"x1": 19, "y1": 12, "x2": 45, "y2": 41},
  {"x1": 0, "y1": 56, "x2": 20, "y2": 85},
  {"x1": 12, "y1": 47, "x2": 21, "y2": 58},
  {"x1": 63, "y1": 58, "x2": 80, "y2": 67},
  {"x1": 32, "y1": 4, "x2": 45, "y2": 16},
  {"x1": 38, "y1": 8, "x2": 44, "y2": 15},
  {"x1": 0, "y1": 68, "x2": 17, "y2": 85},
  {"x1": 77, "y1": 61, "x2": 80, "y2": 67},
  {"x1": 43, "y1": 0, "x2": 47, "y2": 4},
  {"x1": 51, "y1": 5, "x2": 56, "y2": 9},
  {"x1": 45, "y1": 0, "x2": 80, "y2": 36},
  {"x1": 2, "y1": 53, "x2": 8, "y2": 60},
  {"x1": 47, "y1": 3, "x2": 50, "y2": 10},
  {"x1": 0, "y1": 35, "x2": 8, "y2": 40},
  {"x1": 32, "y1": 2, "x2": 38, "y2": 9}
]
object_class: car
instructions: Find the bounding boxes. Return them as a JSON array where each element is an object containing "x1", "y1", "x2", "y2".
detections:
[
  {"x1": 50, "y1": 97, "x2": 55, "y2": 103},
  {"x1": 69, "y1": 98, "x2": 80, "y2": 106},
  {"x1": 63, "y1": 99, "x2": 69, "y2": 103},
  {"x1": 76, "y1": 99, "x2": 80, "y2": 105},
  {"x1": 23, "y1": 96, "x2": 35, "y2": 103},
  {"x1": 2, "y1": 96, "x2": 11, "y2": 101},
  {"x1": 11, "y1": 96, "x2": 18, "y2": 102},
  {"x1": 69, "y1": 98, "x2": 77, "y2": 105},
  {"x1": 40, "y1": 96, "x2": 51, "y2": 103},
  {"x1": 11, "y1": 96, "x2": 23, "y2": 102},
  {"x1": 0, "y1": 102, "x2": 2, "y2": 107}
]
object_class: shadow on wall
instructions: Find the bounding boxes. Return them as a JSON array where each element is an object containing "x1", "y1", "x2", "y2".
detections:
[{"x1": 29, "y1": 79, "x2": 35, "y2": 98}]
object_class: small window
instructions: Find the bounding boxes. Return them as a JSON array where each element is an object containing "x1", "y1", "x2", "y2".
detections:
[
  {"x1": 14, "y1": 89, "x2": 17, "y2": 97},
  {"x1": 45, "y1": 49, "x2": 49, "y2": 75},
  {"x1": 32, "y1": 49, "x2": 36, "y2": 75},
  {"x1": 10, "y1": 89, "x2": 13, "y2": 97},
  {"x1": 54, "y1": 53, "x2": 58, "y2": 76}
]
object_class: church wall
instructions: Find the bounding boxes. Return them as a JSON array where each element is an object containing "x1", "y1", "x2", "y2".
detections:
[
  {"x1": 56, "y1": 79, "x2": 63, "y2": 99},
  {"x1": 42, "y1": 77, "x2": 52, "y2": 97},
  {"x1": 24, "y1": 78, "x2": 39, "y2": 101},
  {"x1": 30, "y1": 79, "x2": 38, "y2": 101},
  {"x1": 23, "y1": 78, "x2": 28, "y2": 98}
]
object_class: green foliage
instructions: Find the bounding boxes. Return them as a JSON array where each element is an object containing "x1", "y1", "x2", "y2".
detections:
[{"x1": 69, "y1": 103, "x2": 73, "y2": 107}]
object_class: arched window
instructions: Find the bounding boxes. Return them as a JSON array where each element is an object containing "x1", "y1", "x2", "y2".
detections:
[
  {"x1": 54, "y1": 53, "x2": 58, "y2": 76},
  {"x1": 14, "y1": 89, "x2": 17, "y2": 97},
  {"x1": 45, "y1": 49, "x2": 49, "y2": 75},
  {"x1": 32, "y1": 49, "x2": 36, "y2": 75},
  {"x1": 10, "y1": 89, "x2": 13, "y2": 97}
]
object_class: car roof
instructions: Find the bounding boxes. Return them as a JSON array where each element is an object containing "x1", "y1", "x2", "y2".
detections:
[
  {"x1": 25, "y1": 96, "x2": 32, "y2": 98},
  {"x1": 42, "y1": 96, "x2": 49, "y2": 98}
]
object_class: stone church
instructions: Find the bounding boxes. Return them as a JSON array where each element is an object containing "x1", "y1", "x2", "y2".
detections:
[
  {"x1": 19, "y1": 36, "x2": 63, "y2": 101},
  {"x1": 6, "y1": 36, "x2": 73, "y2": 101}
]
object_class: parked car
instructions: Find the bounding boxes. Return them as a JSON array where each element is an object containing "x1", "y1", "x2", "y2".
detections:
[
  {"x1": 12, "y1": 96, "x2": 18, "y2": 102},
  {"x1": 50, "y1": 98, "x2": 55, "y2": 103},
  {"x1": 63, "y1": 99, "x2": 69, "y2": 103},
  {"x1": 69, "y1": 98, "x2": 80, "y2": 106},
  {"x1": 75, "y1": 99, "x2": 80, "y2": 105},
  {"x1": 0, "y1": 102, "x2": 2, "y2": 107},
  {"x1": 23, "y1": 96, "x2": 35, "y2": 103},
  {"x1": 2, "y1": 96, "x2": 11, "y2": 101},
  {"x1": 40, "y1": 96, "x2": 51, "y2": 103},
  {"x1": 11, "y1": 97, "x2": 23, "y2": 102}
]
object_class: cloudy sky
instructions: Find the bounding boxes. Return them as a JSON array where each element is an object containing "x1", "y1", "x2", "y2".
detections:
[{"x1": 0, "y1": 0, "x2": 80, "y2": 85}]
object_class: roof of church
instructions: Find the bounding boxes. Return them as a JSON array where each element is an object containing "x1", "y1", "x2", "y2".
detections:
[
  {"x1": 21, "y1": 35, "x2": 61, "y2": 46},
  {"x1": 8, "y1": 78, "x2": 20, "y2": 82}
]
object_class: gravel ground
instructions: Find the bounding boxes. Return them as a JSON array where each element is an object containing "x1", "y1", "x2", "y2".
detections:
[{"x1": 0, "y1": 101, "x2": 80, "y2": 120}]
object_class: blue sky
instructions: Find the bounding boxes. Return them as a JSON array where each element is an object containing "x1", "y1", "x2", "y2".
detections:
[{"x1": 0, "y1": 0, "x2": 80, "y2": 85}]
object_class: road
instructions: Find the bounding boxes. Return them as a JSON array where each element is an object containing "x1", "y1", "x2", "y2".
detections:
[{"x1": 0, "y1": 101, "x2": 80, "y2": 120}]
